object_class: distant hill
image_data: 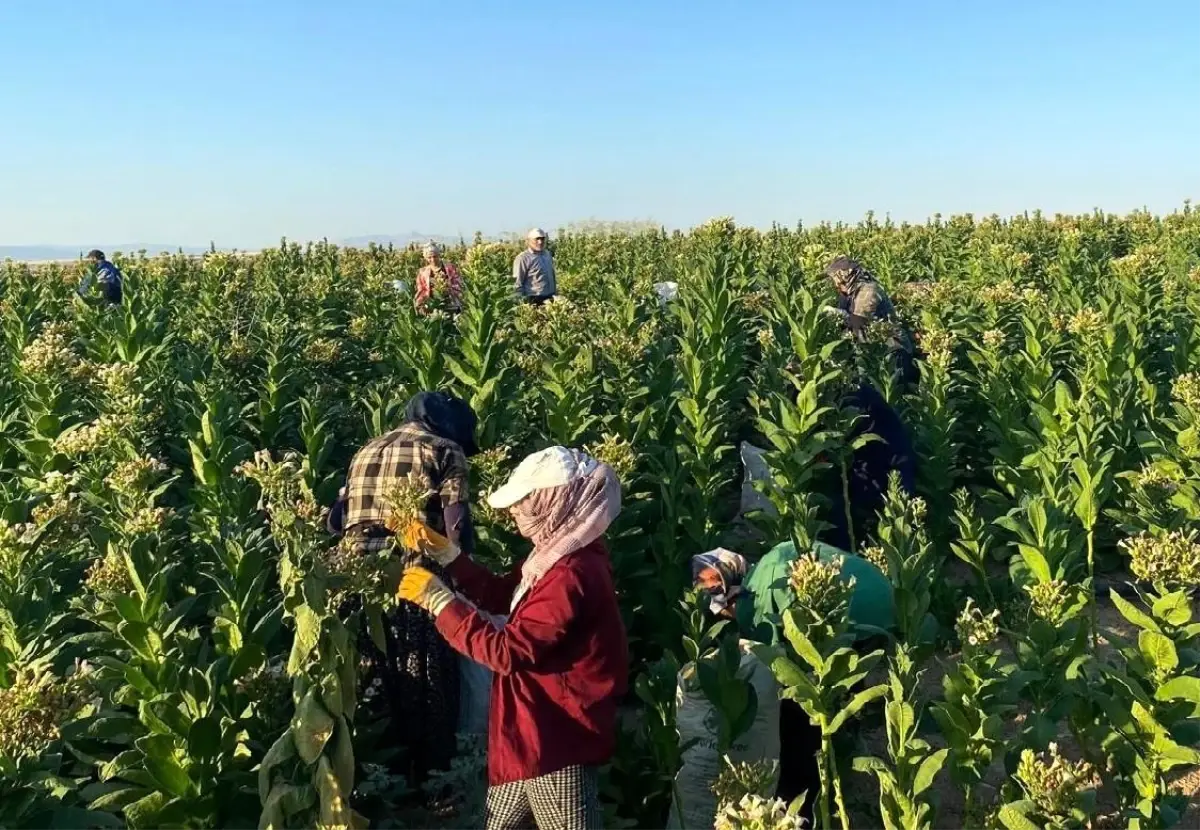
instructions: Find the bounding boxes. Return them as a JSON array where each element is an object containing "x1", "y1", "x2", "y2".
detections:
[
  {"x1": 338, "y1": 233, "x2": 463, "y2": 248},
  {"x1": 0, "y1": 244, "x2": 214, "y2": 262},
  {"x1": 1, "y1": 234, "x2": 472, "y2": 263}
]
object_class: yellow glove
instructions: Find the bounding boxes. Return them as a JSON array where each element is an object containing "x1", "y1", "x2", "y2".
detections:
[
  {"x1": 397, "y1": 566, "x2": 455, "y2": 617},
  {"x1": 399, "y1": 520, "x2": 461, "y2": 566}
]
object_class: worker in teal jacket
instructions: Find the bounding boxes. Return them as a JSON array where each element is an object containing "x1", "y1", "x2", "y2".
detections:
[{"x1": 691, "y1": 541, "x2": 894, "y2": 824}]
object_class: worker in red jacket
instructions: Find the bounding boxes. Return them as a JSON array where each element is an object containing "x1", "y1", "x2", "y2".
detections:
[{"x1": 397, "y1": 446, "x2": 628, "y2": 830}]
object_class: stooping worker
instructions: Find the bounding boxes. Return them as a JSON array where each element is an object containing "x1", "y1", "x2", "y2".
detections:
[
  {"x1": 397, "y1": 446, "x2": 628, "y2": 830},
  {"x1": 823, "y1": 255, "x2": 917, "y2": 386},
  {"x1": 513, "y1": 227, "x2": 557, "y2": 305},
  {"x1": 825, "y1": 380, "x2": 918, "y2": 552},
  {"x1": 692, "y1": 542, "x2": 894, "y2": 827},
  {"x1": 76, "y1": 249, "x2": 123, "y2": 305},
  {"x1": 327, "y1": 390, "x2": 480, "y2": 784},
  {"x1": 414, "y1": 240, "x2": 464, "y2": 314}
]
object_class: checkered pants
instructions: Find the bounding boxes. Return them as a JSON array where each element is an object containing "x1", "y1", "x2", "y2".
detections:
[{"x1": 485, "y1": 765, "x2": 601, "y2": 830}]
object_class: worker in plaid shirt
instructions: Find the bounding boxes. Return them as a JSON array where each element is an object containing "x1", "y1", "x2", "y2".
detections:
[{"x1": 327, "y1": 390, "x2": 480, "y2": 783}]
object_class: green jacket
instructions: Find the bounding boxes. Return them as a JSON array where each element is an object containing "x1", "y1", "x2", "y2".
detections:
[{"x1": 735, "y1": 541, "x2": 895, "y2": 645}]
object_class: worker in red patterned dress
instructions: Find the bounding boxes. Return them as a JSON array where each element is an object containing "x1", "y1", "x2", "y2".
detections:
[{"x1": 396, "y1": 446, "x2": 628, "y2": 830}]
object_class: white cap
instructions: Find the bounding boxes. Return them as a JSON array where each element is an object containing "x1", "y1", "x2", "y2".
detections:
[
  {"x1": 486, "y1": 446, "x2": 597, "y2": 509},
  {"x1": 527, "y1": 227, "x2": 547, "y2": 240}
]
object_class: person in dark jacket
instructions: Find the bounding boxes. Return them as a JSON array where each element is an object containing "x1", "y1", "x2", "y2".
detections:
[
  {"x1": 823, "y1": 256, "x2": 917, "y2": 387},
  {"x1": 398, "y1": 446, "x2": 627, "y2": 830},
  {"x1": 824, "y1": 381, "x2": 917, "y2": 552},
  {"x1": 327, "y1": 391, "x2": 480, "y2": 785},
  {"x1": 77, "y1": 250, "x2": 123, "y2": 305}
]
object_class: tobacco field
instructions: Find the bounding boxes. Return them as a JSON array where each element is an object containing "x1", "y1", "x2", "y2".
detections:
[{"x1": 1, "y1": 208, "x2": 1199, "y2": 829}]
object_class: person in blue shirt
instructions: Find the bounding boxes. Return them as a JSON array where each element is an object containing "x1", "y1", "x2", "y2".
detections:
[{"x1": 77, "y1": 250, "x2": 123, "y2": 305}]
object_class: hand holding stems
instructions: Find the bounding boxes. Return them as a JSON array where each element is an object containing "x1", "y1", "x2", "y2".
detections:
[
  {"x1": 397, "y1": 566, "x2": 455, "y2": 617},
  {"x1": 400, "y1": 519, "x2": 461, "y2": 566}
]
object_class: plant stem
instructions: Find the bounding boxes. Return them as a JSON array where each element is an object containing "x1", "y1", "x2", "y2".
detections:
[
  {"x1": 816, "y1": 727, "x2": 833, "y2": 830},
  {"x1": 828, "y1": 735, "x2": 851, "y2": 830},
  {"x1": 1087, "y1": 527, "x2": 1098, "y2": 651},
  {"x1": 840, "y1": 457, "x2": 856, "y2": 553}
]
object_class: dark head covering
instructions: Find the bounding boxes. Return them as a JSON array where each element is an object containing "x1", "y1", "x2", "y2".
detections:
[
  {"x1": 824, "y1": 256, "x2": 875, "y2": 285},
  {"x1": 404, "y1": 391, "x2": 480, "y2": 457}
]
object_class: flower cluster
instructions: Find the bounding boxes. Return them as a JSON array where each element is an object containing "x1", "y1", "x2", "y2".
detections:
[
  {"x1": 237, "y1": 450, "x2": 324, "y2": 537},
  {"x1": 381, "y1": 474, "x2": 434, "y2": 532},
  {"x1": 860, "y1": 545, "x2": 888, "y2": 574},
  {"x1": 1171, "y1": 373, "x2": 1200, "y2": 413},
  {"x1": 1110, "y1": 245, "x2": 1166, "y2": 284},
  {"x1": 348, "y1": 315, "x2": 370, "y2": 340},
  {"x1": 0, "y1": 521, "x2": 35, "y2": 581},
  {"x1": 1015, "y1": 743, "x2": 1096, "y2": 819},
  {"x1": 236, "y1": 659, "x2": 292, "y2": 727},
  {"x1": 320, "y1": 539, "x2": 396, "y2": 605},
  {"x1": 123, "y1": 506, "x2": 171, "y2": 538},
  {"x1": 755, "y1": 326, "x2": 775, "y2": 350},
  {"x1": 0, "y1": 664, "x2": 95, "y2": 761},
  {"x1": 714, "y1": 794, "x2": 806, "y2": 830},
  {"x1": 981, "y1": 328, "x2": 1006, "y2": 351},
  {"x1": 53, "y1": 414, "x2": 123, "y2": 457},
  {"x1": 585, "y1": 433, "x2": 637, "y2": 481},
  {"x1": 97, "y1": 361, "x2": 139, "y2": 397},
  {"x1": 980, "y1": 281, "x2": 1021, "y2": 305},
  {"x1": 920, "y1": 327, "x2": 956, "y2": 371},
  {"x1": 473, "y1": 445, "x2": 512, "y2": 489},
  {"x1": 1130, "y1": 464, "x2": 1181, "y2": 502},
  {"x1": 107, "y1": 456, "x2": 170, "y2": 499},
  {"x1": 712, "y1": 757, "x2": 779, "y2": 808},
  {"x1": 741, "y1": 289, "x2": 771, "y2": 315},
  {"x1": 225, "y1": 335, "x2": 254, "y2": 366},
  {"x1": 84, "y1": 548, "x2": 135, "y2": 595},
  {"x1": 30, "y1": 486, "x2": 88, "y2": 548},
  {"x1": 1120, "y1": 530, "x2": 1200, "y2": 589},
  {"x1": 304, "y1": 337, "x2": 342, "y2": 365},
  {"x1": 955, "y1": 598, "x2": 1001, "y2": 650},
  {"x1": 789, "y1": 554, "x2": 854, "y2": 623},
  {"x1": 1066, "y1": 307, "x2": 1105, "y2": 337},
  {"x1": 1024, "y1": 579, "x2": 1077, "y2": 627},
  {"x1": 595, "y1": 332, "x2": 647, "y2": 368},
  {"x1": 18, "y1": 322, "x2": 86, "y2": 381}
]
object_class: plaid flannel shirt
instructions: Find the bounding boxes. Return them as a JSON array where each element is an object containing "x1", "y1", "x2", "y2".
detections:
[{"x1": 343, "y1": 423, "x2": 470, "y2": 550}]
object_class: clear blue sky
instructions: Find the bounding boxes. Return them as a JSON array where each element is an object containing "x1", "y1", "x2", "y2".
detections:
[{"x1": 1, "y1": 0, "x2": 1197, "y2": 248}]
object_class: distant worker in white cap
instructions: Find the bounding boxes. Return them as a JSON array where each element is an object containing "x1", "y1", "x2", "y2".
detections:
[
  {"x1": 512, "y1": 227, "x2": 557, "y2": 305},
  {"x1": 396, "y1": 446, "x2": 627, "y2": 829}
]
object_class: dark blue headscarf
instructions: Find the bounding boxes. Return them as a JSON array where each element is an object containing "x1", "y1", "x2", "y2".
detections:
[{"x1": 404, "y1": 391, "x2": 480, "y2": 457}]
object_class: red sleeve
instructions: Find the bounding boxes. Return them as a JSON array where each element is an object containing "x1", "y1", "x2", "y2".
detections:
[
  {"x1": 436, "y1": 565, "x2": 583, "y2": 676},
  {"x1": 447, "y1": 554, "x2": 522, "y2": 616}
]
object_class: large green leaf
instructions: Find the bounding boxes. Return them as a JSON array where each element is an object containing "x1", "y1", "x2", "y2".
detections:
[
  {"x1": 782, "y1": 611, "x2": 824, "y2": 672},
  {"x1": 827, "y1": 684, "x2": 887, "y2": 734},
  {"x1": 1138, "y1": 630, "x2": 1178, "y2": 675},
  {"x1": 1110, "y1": 589, "x2": 1161, "y2": 634},
  {"x1": 997, "y1": 801, "x2": 1041, "y2": 830},
  {"x1": 292, "y1": 688, "x2": 335, "y2": 765},
  {"x1": 287, "y1": 604, "x2": 322, "y2": 675},
  {"x1": 122, "y1": 791, "x2": 171, "y2": 830},
  {"x1": 187, "y1": 716, "x2": 223, "y2": 759},
  {"x1": 1156, "y1": 676, "x2": 1200, "y2": 705},
  {"x1": 258, "y1": 728, "x2": 298, "y2": 802},
  {"x1": 136, "y1": 735, "x2": 192, "y2": 799},
  {"x1": 913, "y1": 748, "x2": 949, "y2": 797}
]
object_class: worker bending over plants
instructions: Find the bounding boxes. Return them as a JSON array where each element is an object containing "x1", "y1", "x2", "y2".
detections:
[{"x1": 691, "y1": 541, "x2": 895, "y2": 826}]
